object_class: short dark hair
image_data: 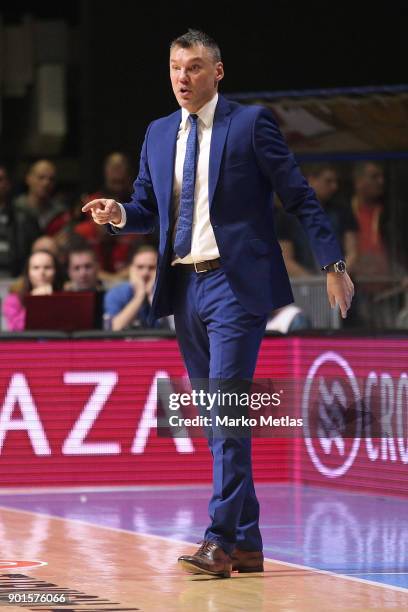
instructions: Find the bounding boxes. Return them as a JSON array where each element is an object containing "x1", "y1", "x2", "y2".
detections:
[
  {"x1": 170, "y1": 29, "x2": 221, "y2": 62},
  {"x1": 128, "y1": 243, "x2": 158, "y2": 264},
  {"x1": 352, "y1": 160, "x2": 384, "y2": 181},
  {"x1": 304, "y1": 162, "x2": 337, "y2": 179},
  {"x1": 67, "y1": 244, "x2": 97, "y2": 264}
]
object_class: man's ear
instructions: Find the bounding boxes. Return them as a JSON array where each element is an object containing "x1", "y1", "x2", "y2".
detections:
[{"x1": 214, "y1": 62, "x2": 224, "y2": 86}]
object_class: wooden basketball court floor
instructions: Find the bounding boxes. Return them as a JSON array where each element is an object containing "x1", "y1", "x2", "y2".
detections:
[{"x1": 0, "y1": 484, "x2": 407, "y2": 611}]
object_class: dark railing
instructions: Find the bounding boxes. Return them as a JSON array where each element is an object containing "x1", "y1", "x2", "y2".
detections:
[{"x1": 1, "y1": 277, "x2": 407, "y2": 336}]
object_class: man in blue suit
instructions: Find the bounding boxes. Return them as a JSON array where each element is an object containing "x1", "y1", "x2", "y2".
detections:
[{"x1": 83, "y1": 29, "x2": 354, "y2": 578}]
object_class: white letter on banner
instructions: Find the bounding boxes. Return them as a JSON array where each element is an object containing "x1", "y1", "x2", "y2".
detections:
[
  {"x1": 0, "y1": 373, "x2": 51, "y2": 455},
  {"x1": 365, "y1": 371, "x2": 379, "y2": 461},
  {"x1": 397, "y1": 373, "x2": 408, "y2": 464},
  {"x1": 62, "y1": 372, "x2": 119, "y2": 455},
  {"x1": 131, "y1": 371, "x2": 194, "y2": 454},
  {"x1": 380, "y1": 373, "x2": 396, "y2": 462}
]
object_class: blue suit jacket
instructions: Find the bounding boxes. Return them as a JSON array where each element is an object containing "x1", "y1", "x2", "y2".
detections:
[{"x1": 110, "y1": 95, "x2": 343, "y2": 320}]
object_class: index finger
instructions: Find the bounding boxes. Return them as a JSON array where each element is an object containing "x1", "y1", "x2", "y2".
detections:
[
  {"x1": 338, "y1": 298, "x2": 348, "y2": 319},
  {"x1": 82, "y1": 200, "x2": 102, "y2": 213}
]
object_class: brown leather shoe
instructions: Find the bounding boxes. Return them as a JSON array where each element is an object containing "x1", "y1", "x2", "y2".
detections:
[
  {"x1": 178, "y1": 540, "x2": 232, "y2": 577},
  {"x1": 231, "y1": 547, "x2": 264, "y2": 572}
]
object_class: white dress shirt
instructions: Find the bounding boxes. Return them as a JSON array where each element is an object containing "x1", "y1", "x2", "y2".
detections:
[{"x1": 112, "y1": 93, "x2": 220, "y2": 264}]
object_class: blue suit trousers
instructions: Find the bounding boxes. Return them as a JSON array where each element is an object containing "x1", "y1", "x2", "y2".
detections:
[{"x1": 172, "y1": 265, "x2": 267, "y2": 554}]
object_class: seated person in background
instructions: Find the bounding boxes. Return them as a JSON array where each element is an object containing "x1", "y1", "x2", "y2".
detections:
[
  {"x1": 64, "y1": 245, "x2": 105, "y2": 329},
  {"x1": 348, "y1": 161, "x2": 408, "y2": 327},
  {"x1": 51, "y1": 231, "x2": 93, "y2": 280},
  {"x1": 351, "y1": 161, "x2": 390, "y2": 278},
  {"x1": 104, "y1": 244, "x2": 171, "y2": 331},
  {"x1": 6, "y1": 235, "x2": 62, "y2": 302},
  {"x1": 275, "y1": 203, "x2": 318, "y2": 277},
  {"x1": 88, "y1": 151, "x2": 134, "y2": 204},
  {"x1": 276, "y1": 163, "x2": 358, "y2": 276},
  {"x1": 75, "y1": 152, "x2": 156, "y2": 277},
  {"x1": 266, "y1": 304, "x2": 311, "y2": 334},
  {"x1": 0, "y1": 163, "x2": 41, "y2": 277},
  {"x1": 13, "y1": 160, "x2": 70, "y2": 236},
  {"x1": 308, "y1": 163, "x2": 359, "y2": 274},
  {"x1": 2, "y1": 250, "x2": 63, "y2": 331}
]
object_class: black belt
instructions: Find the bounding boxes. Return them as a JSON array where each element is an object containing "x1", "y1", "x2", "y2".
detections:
[{"x1": 175, "y1": 258, "x2": 221, "y2": 273}]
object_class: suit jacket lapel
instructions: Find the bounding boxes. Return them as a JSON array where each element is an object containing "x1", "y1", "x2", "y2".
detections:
[
  {"x1": 209, "y1": 95, "x2": 232, "y2": 209},
  {"x1": 155, "y1": 110, "x2": 180, "y2": 228}
]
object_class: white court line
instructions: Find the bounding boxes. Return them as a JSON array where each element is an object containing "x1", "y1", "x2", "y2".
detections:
[
  {"x1": 349, "y1": 573, "x2": 408, "y2": 575},
  {"x1": 0, "y1": 504, "x2": 407, "y2": 595},
  {"x1": 0, "y1": 482, "x2": 296, "y2": 495},
  {"x1": 260, "y1": 556, "x2": 408, "y2": 595}
]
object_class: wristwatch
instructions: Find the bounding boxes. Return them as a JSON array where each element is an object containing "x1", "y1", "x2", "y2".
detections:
[{"x1": 322, "y1": 259, "x2": 347, "y2": 273}]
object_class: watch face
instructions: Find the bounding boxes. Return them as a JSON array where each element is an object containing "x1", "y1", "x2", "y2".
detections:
[{"x1": 335, "y1": 260, "x2": 346, "y2": 273}]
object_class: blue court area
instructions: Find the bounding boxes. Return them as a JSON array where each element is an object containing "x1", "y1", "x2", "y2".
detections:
[{"x1": 0, "y1": 483, "x2": 406, "y2": 590}]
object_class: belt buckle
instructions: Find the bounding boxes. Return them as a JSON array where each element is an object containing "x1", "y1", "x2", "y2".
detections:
[{"x1": 194, "y1": 261, "x2": 208, "y2": 273}]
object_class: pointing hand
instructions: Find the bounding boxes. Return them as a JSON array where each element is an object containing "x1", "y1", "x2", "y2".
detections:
[{"x1": 82, "y1": 198, "x2": 122, "y2": 225}]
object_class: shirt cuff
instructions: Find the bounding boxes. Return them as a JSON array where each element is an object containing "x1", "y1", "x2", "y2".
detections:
[{"x1": 110, "y1": 202, "x2": 127, "y2": 229}]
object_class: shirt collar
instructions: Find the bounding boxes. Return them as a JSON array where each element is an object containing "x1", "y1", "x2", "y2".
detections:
[{"x1": 180, "y1": 93, "x2": 219, "y2": 130}]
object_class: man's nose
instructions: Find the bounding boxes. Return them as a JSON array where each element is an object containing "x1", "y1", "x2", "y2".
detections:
[{"x1": 179, "y1": 69, "x2": 189, "y2": 81}]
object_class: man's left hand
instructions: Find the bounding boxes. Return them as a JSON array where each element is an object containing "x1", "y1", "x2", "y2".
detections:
[{"x1": 326, "y1": 271, "x2": 354, "y2": 319}]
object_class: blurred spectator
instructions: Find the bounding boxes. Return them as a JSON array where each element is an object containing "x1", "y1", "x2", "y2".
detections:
[
  {"x1": 266, "y1": 304, "x2": 311, "y2": 333},
  {"x1": 75, "y1": 152, "x2": 146, "y2": 274},
  {"x1": 13, "y1": 160, "x2": 70, "y2": 236},
  {"x1": 308, "y1": 164, "x2": 359, "y2": 274},
  {"x1": 104, "y1": 244, "x2": 171, "y2": 330},
  {"x1": 65, "y1": 245, "x2": 105, "y2": 328},
  {"x1": 2, "y1": 250, "x2": 63, "y2": 331},
  {"x1": 275, "y1": 164, "x2": 358, "y2": 276},
  {"x1": 65, "y1": 245, "x2": 101, "y2": 292},
  {"x1": 351, "y1": 161, "x2": 389, "y2": 277},
  {"x1": 275, "y1": 203, "x2": 317, "y2": 277},
  {"x1": 3, "y1": 236, "x2": 61, "y2": 304},
  {"x1": 101, "y1": 151, "x2": 133, "y2": 202},
  {"x1": 31, "y1": 234, "x2": 75, "y2": 287},
  {"x1": 0, "y1": 163, "x2": 41, "y2": 277},
  {"x1": 31, "y1": 235, "x2": 59, "y2": 258},
  {"x1": 349, "y1": 162, "x2": 408, "y2": 328},
  {"x1": 307, "y1": 163, "x2": 339, "y2": 202}
]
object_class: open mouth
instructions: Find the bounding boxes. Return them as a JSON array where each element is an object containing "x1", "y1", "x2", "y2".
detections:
[{"x1": 180, "y1": 88, "x2": 192, "y2": 95}]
